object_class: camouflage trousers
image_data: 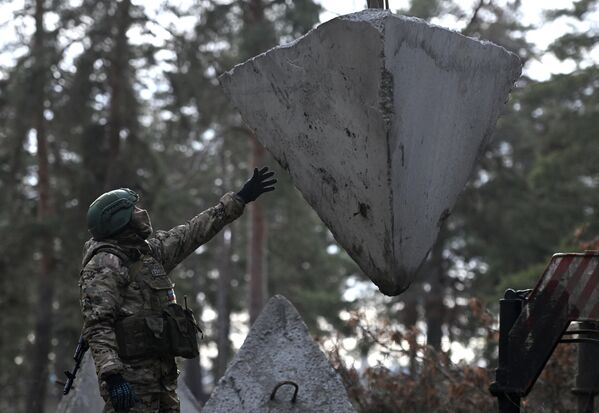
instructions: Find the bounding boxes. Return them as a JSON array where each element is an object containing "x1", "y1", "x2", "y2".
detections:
[
  {"x1": 102, "y1": 390, "x2": 180, "y2": 413},
  {"x1": 100, "y1": 355, "x2": 180, "y2": 412}
]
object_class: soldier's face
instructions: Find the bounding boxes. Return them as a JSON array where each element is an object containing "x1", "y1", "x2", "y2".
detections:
[{"x1": 130, "y1": 206, "x2": 153, "y2": 239}]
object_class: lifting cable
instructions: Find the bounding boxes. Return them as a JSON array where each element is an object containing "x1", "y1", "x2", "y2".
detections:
[{"x1": 367, "y1": 0, "x2": 390, "y2": 9}]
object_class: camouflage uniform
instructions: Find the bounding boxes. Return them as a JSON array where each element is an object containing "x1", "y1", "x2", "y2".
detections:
[{"x1": 80, "y1": 192, "x2": 245, "y2": 412}]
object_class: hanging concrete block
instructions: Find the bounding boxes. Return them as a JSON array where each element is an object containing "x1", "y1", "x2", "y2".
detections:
[
  {"x1": 56, "y1": 352, "x2": 203, "y2": 412},
  {"x1": 202, "y1": 295, "x2": 357, "y2": 413},
  {"x1": 220, "y1": 10, "x2": 521, "y2": 295}
]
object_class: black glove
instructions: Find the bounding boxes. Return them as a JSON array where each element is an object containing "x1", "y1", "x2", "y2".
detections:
[
  {"x1": 106, "y1": 374, "x2": 137, "y2": 412},
  {"x1": 237, "y1": 166, "x2": 277, "y2": 203}
]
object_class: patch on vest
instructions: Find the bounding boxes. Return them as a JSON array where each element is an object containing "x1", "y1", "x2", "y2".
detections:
[{"x1": 167, "y1": 289, "x2": 177, "y2": 303}]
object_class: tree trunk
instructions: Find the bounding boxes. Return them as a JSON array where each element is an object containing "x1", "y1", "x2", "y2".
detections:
[
  {"x1": 248, "y1": 133, "x2": 268, "y2": 324},
  {"x1": 402, "y1": 290, "x2": 419, "y2": 375},
  {"x1": 240, "y1": 0, "x2": 271, "y2": 326},
  {"x1": 216, "y1": 227, "x2": 233, "y2": 378},
  {"x1": 424, "y1": 224, "x2": 447, "y2": 351},
  {"x1": 104, "y1": 0, "x2": 131, "y2": 189},
  {"x1": 424, "y1": 239, "x2": 445, "y2": 351},
  {"x1": 185, "y1": 275, "x2": 208, "y2": 403},
  {"x1": 215, "y1": 145, "x2": 235, "y2": 378},
  {"x1": 26, "y1": 0, "x2": 55, "y2": 411}
]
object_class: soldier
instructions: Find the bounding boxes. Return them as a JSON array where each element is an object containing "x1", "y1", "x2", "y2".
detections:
[{"x1": 79, "y1": 167, "x2": 276, "y2": 412}]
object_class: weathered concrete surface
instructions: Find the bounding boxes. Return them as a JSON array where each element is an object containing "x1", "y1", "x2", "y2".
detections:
[
  {"x1": 220, "y1": 10, "x2": 521, "y2": 295},
  {"x1": 56, "y1": 352, "x2": 202, "y2": 412},
  {"x1": 202, "y1": 295, "x2": 357, "y2": 413}
]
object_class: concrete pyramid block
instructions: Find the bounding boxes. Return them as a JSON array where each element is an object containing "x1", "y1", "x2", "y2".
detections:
[
  {"x1": 56, "y1": 352, "x2": 202, "y2": 412},
  {"x1": 220, "y1": 10, "x2": 521, "y2": 295},
  {"x1": 202, "y1": 295, "x2": 357, "y2": 413}
]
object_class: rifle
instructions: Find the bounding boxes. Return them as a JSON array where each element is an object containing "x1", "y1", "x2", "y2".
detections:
[{"x1": 62, "y1": 335, "x2": 89, "y2": 395}]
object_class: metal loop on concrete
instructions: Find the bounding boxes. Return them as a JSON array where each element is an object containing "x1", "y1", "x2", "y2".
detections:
[{"x1": 270, "y1": 381, "x2": 299, "y2": 403}]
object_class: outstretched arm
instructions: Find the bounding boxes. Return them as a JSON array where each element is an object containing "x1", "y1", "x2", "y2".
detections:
[
  {"x1": 150, "y1": 192, "x2": 246, "y2": 273},
  {"x1": 150, "y1": 167, "x2": 276, "y2": 273}
]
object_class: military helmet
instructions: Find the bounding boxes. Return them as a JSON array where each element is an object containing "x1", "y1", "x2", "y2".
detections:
[{"x1": 87, "y1": 188, "x2": 139, "y2": 240}]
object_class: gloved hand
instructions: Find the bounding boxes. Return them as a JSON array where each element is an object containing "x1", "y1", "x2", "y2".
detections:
[
  {"x1": 106, "y1": 374, "x2": 137, "y2": 412},
  {"x1": 237, "y1": 166, "x2": 277, "y2": 203}
]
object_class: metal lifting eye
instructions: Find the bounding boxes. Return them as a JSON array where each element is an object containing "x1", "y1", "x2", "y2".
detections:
[
  {"x1": 270, "y1": 381, "x2": 299, "y2": 404},
  {"x1": 367, "y1": 0, "x2": 390, "y2": 9}
]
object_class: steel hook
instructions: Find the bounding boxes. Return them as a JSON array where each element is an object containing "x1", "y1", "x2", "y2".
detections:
[{"x1": 270, "y1": 381, "x2": 299, "y2": 403}]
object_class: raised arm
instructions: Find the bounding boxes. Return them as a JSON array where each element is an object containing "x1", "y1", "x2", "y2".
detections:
[
  {"x1": 150, "y1": 192, "x2": 245, "y2": 273},
  {"x1": 149, "y1": 167, "x2": 276, "y2": 272}
]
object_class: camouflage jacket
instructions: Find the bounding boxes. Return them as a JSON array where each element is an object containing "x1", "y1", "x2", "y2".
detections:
[{"x1": 79, "y1": 192, "x2": 245, "y2": 385}]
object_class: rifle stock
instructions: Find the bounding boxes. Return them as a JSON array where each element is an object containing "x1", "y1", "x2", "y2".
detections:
[{"x1": 63, "y1": 335, "x2": 89, "y2": 395}]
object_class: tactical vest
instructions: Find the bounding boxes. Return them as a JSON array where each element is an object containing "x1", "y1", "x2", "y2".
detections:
[{"x1": 84, "y1": 242, "x2": 202, "y2": 360}]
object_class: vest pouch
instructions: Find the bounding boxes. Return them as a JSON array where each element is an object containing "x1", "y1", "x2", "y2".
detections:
[
  {"x1": 163, "y1": 303, "x2": 202, "y2": 359},
  {"x1": 115, "y1": 312, "x2": 169, "y2": 359},
  {"x1": 144, "y1": 276, "x2": 176, "y2": 309}
]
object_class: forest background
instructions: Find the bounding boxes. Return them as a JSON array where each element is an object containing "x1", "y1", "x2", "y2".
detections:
[{"x1": 0, "y1": 0, "x2": 598, "y2": 412}]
